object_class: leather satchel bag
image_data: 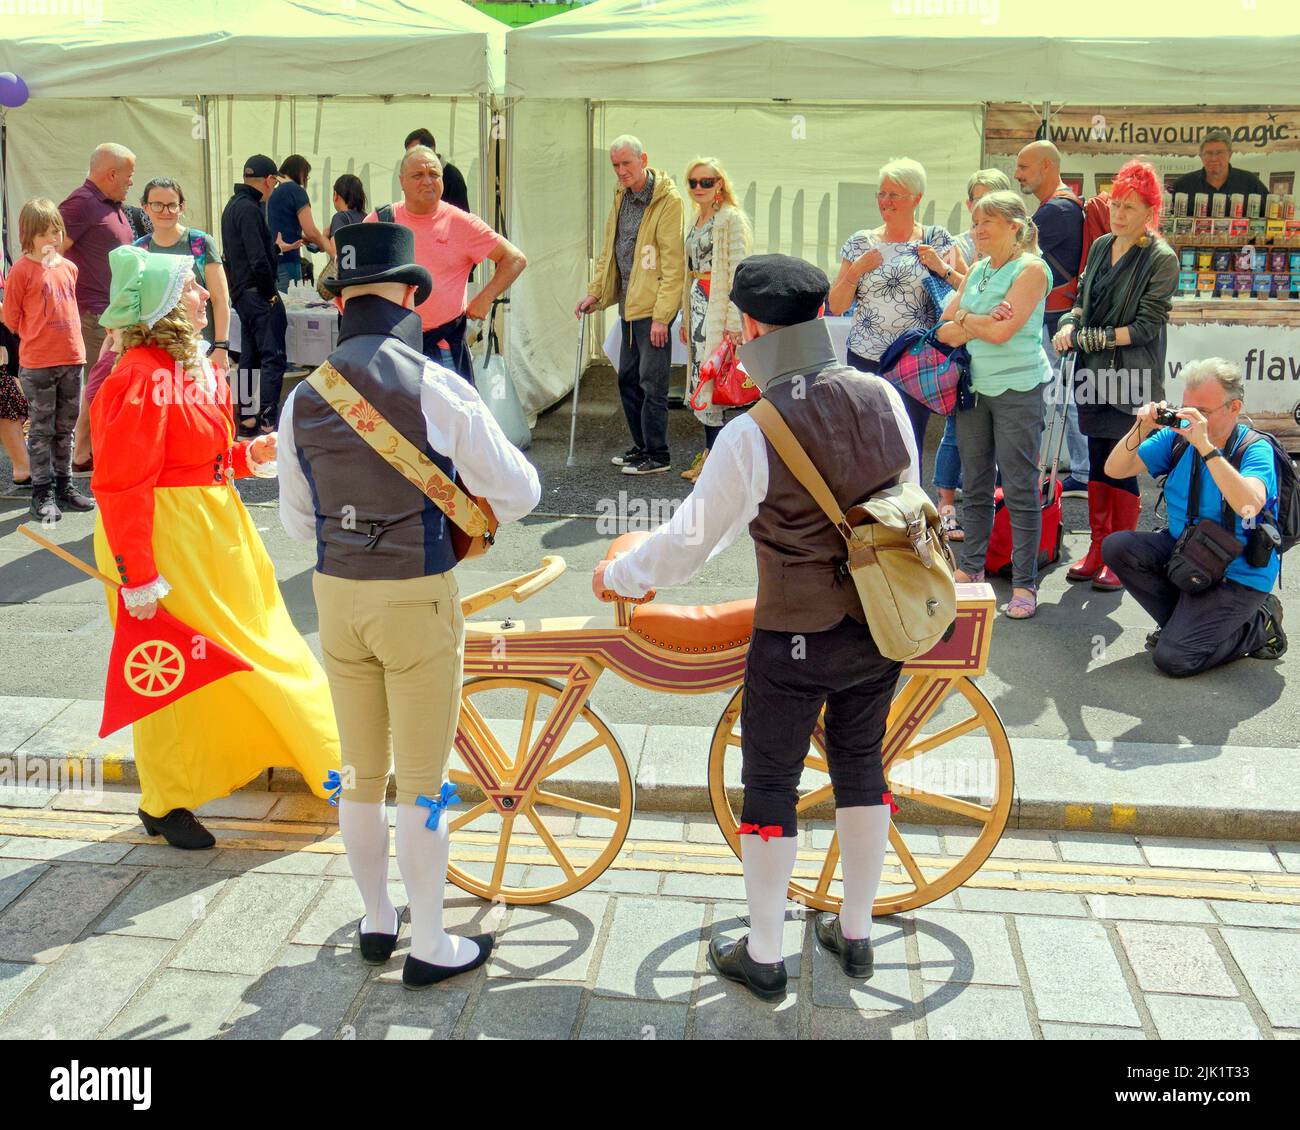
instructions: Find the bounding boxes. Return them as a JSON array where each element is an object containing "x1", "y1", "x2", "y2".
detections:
[
  {"x1": 305, "y1": 362, "x2": 497, "y2": 560},
  {"x1": 750, "y1": 399, "x2": 957, "y2": 661}
]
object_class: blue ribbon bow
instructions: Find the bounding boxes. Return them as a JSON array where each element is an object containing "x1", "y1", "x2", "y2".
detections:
[
  {"x1": 416, "y1": 782, "x2": 461, "y2": 830},
  {"x1": 322, "y1": 770, "x2": 342, "y2": 807}
]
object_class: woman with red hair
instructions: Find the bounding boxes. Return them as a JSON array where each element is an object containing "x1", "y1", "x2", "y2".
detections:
[{"x1": 1053, "y1": 159, "x2": 1179, "y2": 591}]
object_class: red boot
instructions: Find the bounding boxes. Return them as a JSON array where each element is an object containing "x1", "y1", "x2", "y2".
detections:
[
  {"x1": 1067, "y1": 480, "x2": 1108, "y2": 582},
  {"x1": 1094, "y1": 487, "x2": 1141, "y2": 591}
]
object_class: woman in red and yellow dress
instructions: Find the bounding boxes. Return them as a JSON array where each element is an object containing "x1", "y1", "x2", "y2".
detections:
[{"x1": 91, "y1": 245, "x2": 340, "y2": 848}]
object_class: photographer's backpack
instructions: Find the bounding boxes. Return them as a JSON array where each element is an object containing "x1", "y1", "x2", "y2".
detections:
[{"x1": 1165, "y1": 429, "x2": 1299, "y2": 555}]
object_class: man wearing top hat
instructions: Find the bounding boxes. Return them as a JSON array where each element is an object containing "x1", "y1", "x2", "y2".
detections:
[
  {"x1": 593, "y1": 254, "x2": 921, "y2": 1002},
  {"x1": 277, "y1": 222, "x2": 541, "y2": 989}
]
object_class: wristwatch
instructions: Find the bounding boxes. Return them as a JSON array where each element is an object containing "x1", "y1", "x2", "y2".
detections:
[
  {"x1": 1201, "y1": 447, "x2": 1225, "y2": 464},
  {"x1": 211, "y1": 340, "x2": 229, "y2": 349}
]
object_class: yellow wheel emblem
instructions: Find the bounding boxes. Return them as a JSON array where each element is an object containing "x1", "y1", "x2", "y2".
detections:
[{"x1": 124, "y1": 641, "x2": 186, "y2": 697}]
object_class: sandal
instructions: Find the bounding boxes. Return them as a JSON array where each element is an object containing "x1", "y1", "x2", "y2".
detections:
[
  {"x1": 939, "y1": 505, "x2": 964, "y2": 542},
  {"x1": 680, "y1": 449, "x2": 708, "y2": 482},
  {"x1": 954, "y1": 568, "x2": 985, "y2": 584},
  {"x1": 1004, "y1": 589, "x2": 1038, "y2": 620}
]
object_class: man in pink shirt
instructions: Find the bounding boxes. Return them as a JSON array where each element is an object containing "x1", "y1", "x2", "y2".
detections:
[
  {"x1": 58, "y1": 142, "x2": 135, "y2": 476},
  {"x1": 365, "y1": 146, "x2": 526, "y2": 385}
]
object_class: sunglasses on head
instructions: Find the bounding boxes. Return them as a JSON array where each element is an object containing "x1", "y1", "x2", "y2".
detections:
[{"x1": 689, "y1": 177, "x2": 718, "y2": 190}]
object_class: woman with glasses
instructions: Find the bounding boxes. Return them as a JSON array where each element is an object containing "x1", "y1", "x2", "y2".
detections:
[
  {"x1": 828, "y1": 157, "x2": 958, "y2": 454},
  {"x1": 1052, "y1": 159, "x2": 1178, "y2": 592},
  {"x1": 678, "y1": 157, "x2": 753, "y2": 482},
  {"x1": 133, "y1": 178, "x2": 231, "y2": 375},
  {"x1": 935, "y1": 190, "x2": 1054, "y2": 620}
]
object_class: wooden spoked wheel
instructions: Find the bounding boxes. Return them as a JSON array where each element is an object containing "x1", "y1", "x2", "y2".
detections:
[
  {"x1": 707, "y1": 675, "x2": 1013, "y2": 915},
  {"x1": 447, "y1": 677, "x2": 634, "y2": 906}
]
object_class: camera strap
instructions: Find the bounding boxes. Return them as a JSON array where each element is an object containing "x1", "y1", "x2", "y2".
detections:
[{"x1": 1178, "y1": 424, "x2": 1255, "y2": 534}]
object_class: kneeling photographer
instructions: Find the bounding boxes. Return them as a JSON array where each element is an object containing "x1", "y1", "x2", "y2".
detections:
[{"x1": 1102, "y1": 357, "x2": 1291, "y2": 677}]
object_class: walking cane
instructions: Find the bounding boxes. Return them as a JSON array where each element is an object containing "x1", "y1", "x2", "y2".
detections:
[{"x1": 566, "y1": 313, "x2": 587, "y2": 468}]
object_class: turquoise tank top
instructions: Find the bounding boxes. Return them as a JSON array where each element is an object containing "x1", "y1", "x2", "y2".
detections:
[{"x1": 960, "y1": 253, "x2": 1053, "y2": 396}]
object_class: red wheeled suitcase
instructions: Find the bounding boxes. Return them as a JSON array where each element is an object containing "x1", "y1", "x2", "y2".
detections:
[{"x1": 984, "y1": 354, "x2": 1071, "y2": 578}]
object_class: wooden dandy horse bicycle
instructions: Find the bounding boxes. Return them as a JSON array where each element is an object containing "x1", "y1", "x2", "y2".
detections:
[{"x1": 448, "y1": 532, "x2": 1011, "y2": 915}]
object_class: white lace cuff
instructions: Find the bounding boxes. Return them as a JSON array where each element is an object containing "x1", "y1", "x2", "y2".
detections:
[
  {"x1": 250, "y1": 458, "x2": 278, "y2": 479},
  {"x1": 121, "y1": 576, "x2": 172, "y2": 607}
]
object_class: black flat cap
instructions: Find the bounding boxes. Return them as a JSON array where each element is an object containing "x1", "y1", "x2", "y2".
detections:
[{"x1": 730, "y1": 253, "x2": 829, "y2": 326}]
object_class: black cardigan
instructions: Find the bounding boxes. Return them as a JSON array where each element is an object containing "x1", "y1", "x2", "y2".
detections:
[{"x1": 1073, "y1": 234, "x2": 1180, "y2": 438}]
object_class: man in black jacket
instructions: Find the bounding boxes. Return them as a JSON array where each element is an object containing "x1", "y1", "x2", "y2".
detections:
[
  {"x1": 403, "y1": 129, "x2": 470, "y2": 214},
  {"x1": 221, "y1": 154, "x2": 288, "y2": 436}
]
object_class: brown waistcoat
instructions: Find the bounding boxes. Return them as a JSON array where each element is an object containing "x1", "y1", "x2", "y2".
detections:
[{"x1": 749, "y1": 367, "x2": 912, "y2": 633}]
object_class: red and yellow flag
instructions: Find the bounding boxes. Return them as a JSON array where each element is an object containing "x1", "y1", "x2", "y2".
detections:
[{"x1": 99, "y1": 592, "x2": 252, "y2": 738}]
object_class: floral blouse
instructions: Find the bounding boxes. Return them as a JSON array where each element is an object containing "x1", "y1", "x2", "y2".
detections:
[{"x1": 839, "y1": 225, "x2": 954, "y2": 361}]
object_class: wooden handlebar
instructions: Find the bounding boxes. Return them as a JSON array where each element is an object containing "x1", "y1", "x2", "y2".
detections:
[
  {"x1": 513, "y1": 555, "x2": 566, "y2": 602},
  {"x1": 459, "y1": 556, "x2": 568, "y2": 618}
]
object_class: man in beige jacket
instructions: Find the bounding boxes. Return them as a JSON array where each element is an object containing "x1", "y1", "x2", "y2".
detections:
[{"x1": 575, "y1": 135, "x2": 685, "y2": 475}]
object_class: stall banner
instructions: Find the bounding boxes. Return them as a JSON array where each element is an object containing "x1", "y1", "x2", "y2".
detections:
[
  {"x1": 1166, "y1": 322, "x2": 1300, "y2": 449},
  {"x1": 986, "y1": 105, "x2": 1300, "y2": 158}
]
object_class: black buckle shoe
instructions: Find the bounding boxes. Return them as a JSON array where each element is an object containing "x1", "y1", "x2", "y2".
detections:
[
  {"x1": 358, "y1": 905, "x2": 406, "y2": 965},
  {"x1": 814, "y1": 913, "x2": 875, "y2": 980},
  {"x1": 137, "y1": 807, "x2": 216, "y2": 850},
  {"x1": 1250, "y1": 595, "x2": 1287, "y2": 661},
  {"x1": 707, "y1": 935, "x2": 787, "y2": 1001},
  {"x1": 402, "y1": 934, "x2": 493, "y2": 990}
]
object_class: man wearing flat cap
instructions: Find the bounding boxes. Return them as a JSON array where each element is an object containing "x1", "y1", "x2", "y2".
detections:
[
  {"x1": 593, "y1": 253, "x2": 920, "y2": 1002},
  {"x1": 277, "y1": 222, "x2": 541, "y2": 990}
]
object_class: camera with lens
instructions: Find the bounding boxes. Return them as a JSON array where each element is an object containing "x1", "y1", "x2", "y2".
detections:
[{"x1": 1154, "y1": 406, "x2": 1182, "y2": 428}]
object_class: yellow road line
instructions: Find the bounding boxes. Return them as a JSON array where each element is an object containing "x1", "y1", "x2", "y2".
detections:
[{"x1": 3, "y1": 809, "x2": 1297, "y2": 905}]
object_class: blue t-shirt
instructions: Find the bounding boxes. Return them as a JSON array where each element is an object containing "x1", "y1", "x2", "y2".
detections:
[
  {"x1": 267, "y1": 181, "x2": 310, "y2": 263},
  {"x1": 1139, "y1": 424, "x2": 1280, "y2": 592}
]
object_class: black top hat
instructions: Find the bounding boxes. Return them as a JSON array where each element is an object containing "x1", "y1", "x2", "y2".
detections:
[{"x1": 321, "y1": 222, "x2": 433, "y2": 305}]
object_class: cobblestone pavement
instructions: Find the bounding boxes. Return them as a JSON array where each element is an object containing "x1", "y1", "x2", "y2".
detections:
[{"x1": 0, "y1": 788, "x2": 1296, "y2": 1040}]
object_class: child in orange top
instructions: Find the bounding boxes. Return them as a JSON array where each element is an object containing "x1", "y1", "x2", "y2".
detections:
[
  {"x1": 0, "y1": 198, "x2": 93, "y2": 521},
  {"x1": 0, "y1": 261, "x2": 33, "y2": 489}
]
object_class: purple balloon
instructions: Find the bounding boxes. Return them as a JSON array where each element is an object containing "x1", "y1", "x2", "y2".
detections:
[{"x1": 0, "y1": 73, "x2": 29, "y2": 109}]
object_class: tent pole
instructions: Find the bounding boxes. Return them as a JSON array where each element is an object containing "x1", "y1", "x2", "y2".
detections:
[
  {"x1": 0, "y1": 108, "x2": 9, "y2": 264},
  {"x1": 585, "y1": 99, "x2": 594, "y2": 369},
  {"x1": 585, "y1": 99, "x2": 594, "y2": 263},
  {"x1": 198, "y1": 95, "x2": 214, "y2": 235},
  {"x1": 479, "y1": 92, "x2": 491, "y2": 225}
]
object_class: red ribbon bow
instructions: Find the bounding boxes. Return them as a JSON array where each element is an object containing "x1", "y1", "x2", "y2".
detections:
[
  {"x1": 882, "y1": 791, "x2": 899, "y2": 814},
  {"x1": 737, "y1": 822, "x2": 785, "y2": 841}
]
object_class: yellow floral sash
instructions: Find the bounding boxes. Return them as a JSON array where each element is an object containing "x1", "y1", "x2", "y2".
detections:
[{"x1": 305, "y1": 361, "x2": 491, "y2": 538}]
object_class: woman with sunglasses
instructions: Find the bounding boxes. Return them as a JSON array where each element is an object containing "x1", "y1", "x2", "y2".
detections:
[
  {"x1": 133, "y1": 177, "x2": 231, "y2": 376},
  {"x1": 678, "y1": 158, "x2": 753, "y2": 482},
  {"x1": 828, "y1": 157, "x2": 957, "y2": 454}
]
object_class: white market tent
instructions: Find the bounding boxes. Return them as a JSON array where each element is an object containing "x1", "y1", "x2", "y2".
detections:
[
  {"x1": 0, "y1": 1, "x2": 505, "y2": 288},
  {"x1": 504, "y1": 0, "x2": 1300, "y2": 415},
  {"x1": 6, "y1": 0, "x2": 1300, "y2": 420}
]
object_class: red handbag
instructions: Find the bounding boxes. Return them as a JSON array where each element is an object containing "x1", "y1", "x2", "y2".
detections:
[{"x1": 690, "y1": 338, "x2": 759, "y2": 410}]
